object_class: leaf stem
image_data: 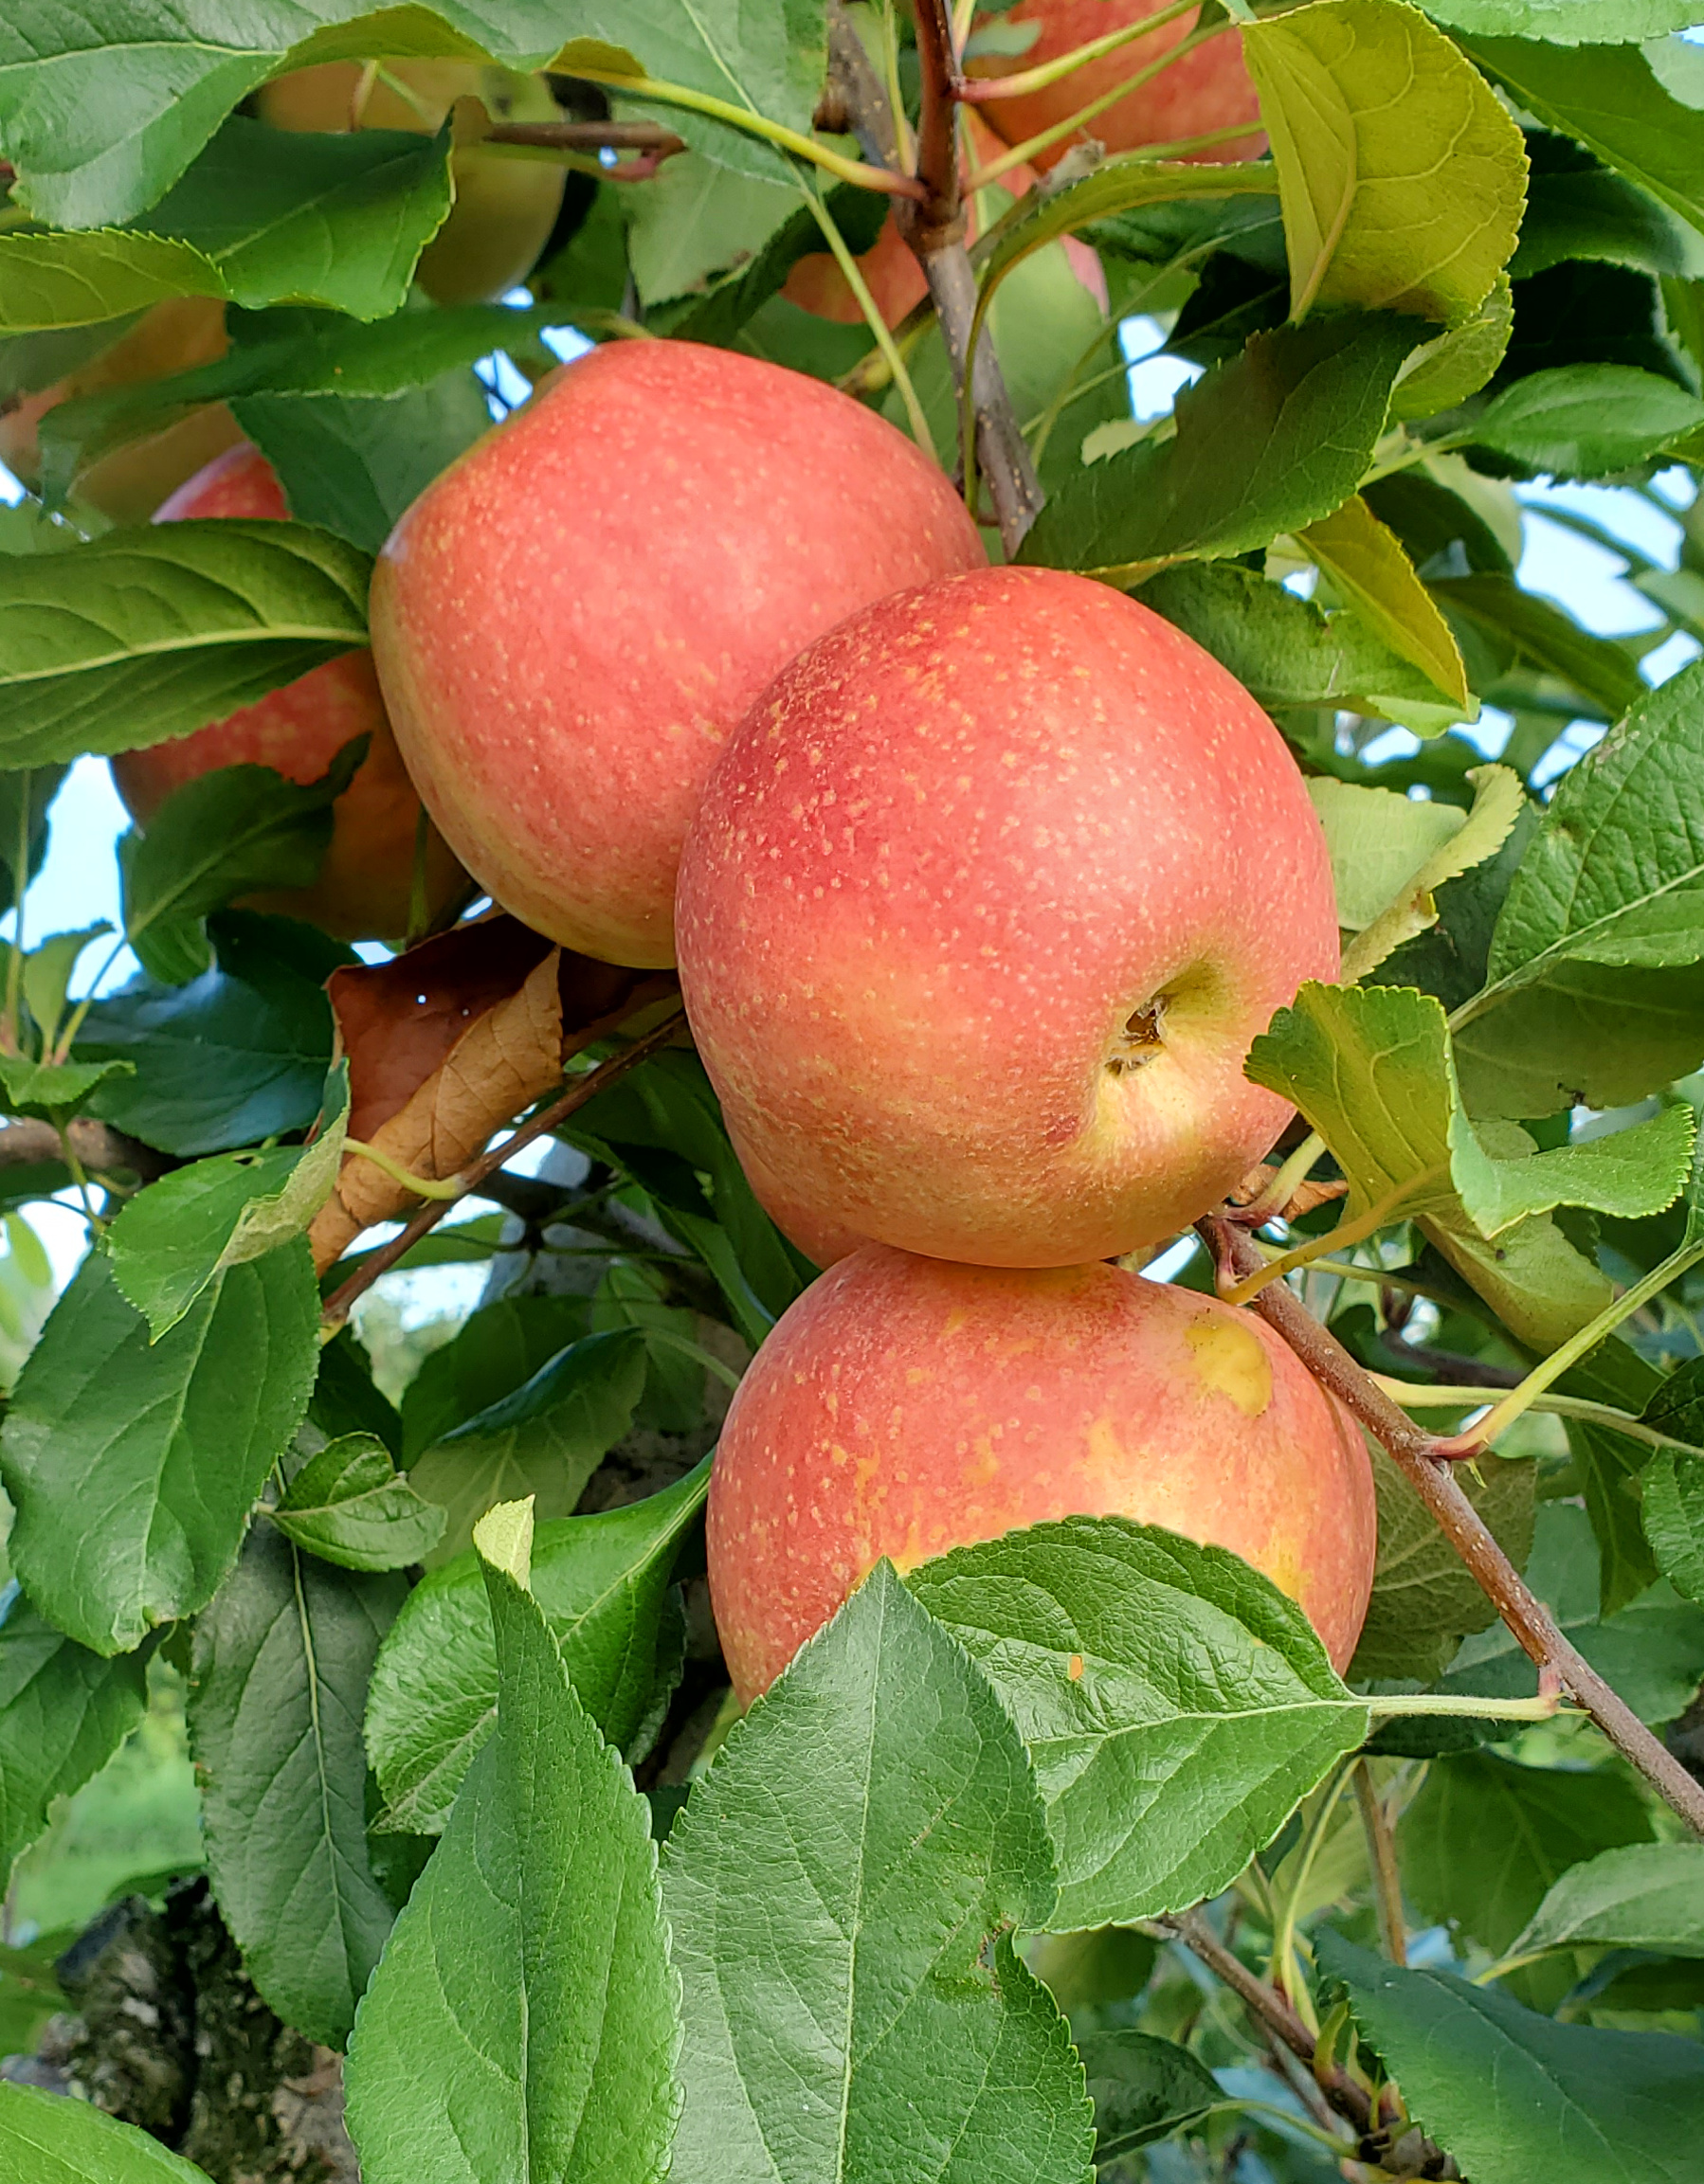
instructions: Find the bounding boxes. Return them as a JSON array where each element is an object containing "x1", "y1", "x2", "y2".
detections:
[
  {"x1": 1370, "y1": 1377, "x2": 1698, "y2": 1454},
  {"x1": 1220, "y1": 1171, "x2": 1444, "y2": 1306},
  {"x1": 339, "y1": 1139, "x2": 469, "y2": 1201},
  {"x1": 957, "y1": 0, "x2": 1200, "y2": 105},
  {"x1": 1353, "y1": 1761, "x2": 1407, "y2": 1965},
  {"x1": 1239, "y1": 1130, "x2": 1327, "y2": 1224},
  {"x1": 1267, "y1": 1758, "x2": 1355, "y2": 2031},
  {"x1": 3, "y1": 773, "x2": 29, "y2": 1057},
  {"x1": 1364, "y1": 1691, "x2": 1561, "y2": 1721},
  {"x1": 1200, "y1": 1213, "x2": 1704, "y2": 1837},
  {"x1": 320, "y1": 1006, "x2": 686, "y2": 1329},
  {"x1": 803, "y1": 185, "x2": 935, "y2": 458}
]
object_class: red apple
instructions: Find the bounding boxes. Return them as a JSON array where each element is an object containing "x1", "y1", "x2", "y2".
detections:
[
  {"x1": 369, "y1": 338, "x2": 987, "y2": 968},
  {"x1": 676, "y1": 565, "x2": 1338, "y2": 1270},
  {"x1": 969, "y1": 0, "x2": 1264, "y2": 170},
  {"x1": 111, "y1": 443, "x2": 466, "y2": 942},
  {"x1": 708, "y1": 1246, "x2": 1377, "y2": 1701}
]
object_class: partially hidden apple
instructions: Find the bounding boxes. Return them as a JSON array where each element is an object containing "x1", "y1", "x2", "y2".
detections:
[
  {"x1": 111, "y1": 442, "x2": 465, "y2": 942},
  {"x1": 708, "y1": 1246, "x2": 1377, "y2": 1702},
  {"x1": 676, "y1": 564, "x2": 1339, "y2": 1270},
  {"x1": 369, "y1": 338, "x2": 987, "y2": 967},
  {"x1": 0, "y1": 298, "x2": 241, "y2": 524},
  {"x1": 256, "y1": 60, "x2": 565, "y2": 305},
  {"x1": 968, "y1": 0, "x2": 1264, "y2": 169}
]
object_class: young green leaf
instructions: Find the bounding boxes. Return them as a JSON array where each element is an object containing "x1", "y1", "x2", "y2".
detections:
[
  {"x1": 0, "y1": 1242, "x2": 318, "y2": 1654},
  {"x1": 19, "y1": 922, "x2": 109, "y2": 1053},
  {"x1": 1470, "y1": 363, "x2": 1704, "y2": 478},
  {"x1": 105, "y1": 1065, "x2": 348, "y2": 1338},
  {"x1": 75, "y1": 912, "x2": 339, "y2": 1157},
  {"x1": 1296, "y1": 494, "x2": 1471, "y2": 707},
  {"x1": 1642, "y1": 1451, "x2": 1704, "y2": 1605},
  {"x1": 1019, "y1": 313, "x2": 1418, "y2": 582},
  {"x1": 0, "y1": 1581, "x2": 149, "y2": 1885},
  {"x1": 190, "y1": 1519, "x2": 403, "y2": 2049},
  {"x1": 344, "y1": 1499, "x2": 679, "y2": 2184},
  {"x1": 1077, "y1": 2031, "x2": 1222, "y2": 2162},
  {"x1": 0, "y1": 2081, "x2": 215, "y2": 2182},
  {"x1": 1463, "y1": 33, "x2": 1704, "y2": 240},
  {"x1": 367, "y1": 1458, "x2": 708, "y2": 1832},
  {"x1": 0, "y1": 1055, "x2": 134, "y2": 1120},
  {"x1": 1401, "y1": 1750, "x2": 1655, "y2": 1956},
  {"x1": 118, "y1": 750, "x2": 364, "y2": 986},
  {"x1": 0, "y1": 522, "x2": 372, "y2": 769},
  {"x1": 907, "y1": 1518, "x2": 1371, "y2": 1931},
  {"x1": 1389, "y1": 273, "x2": 1513, "y2": 419},
  {"x1": 409, "y1": 1327, "x2": 649, "y2": 1567},
  {"x1": 272, "y1": 1434, "x2": 447, "y2": 1573},
  {"x1": 662, "y1": 1561, "x2": 1093, "y2": 2184},
  {"x1": 1244, "y1": 0, "x2": 1527, "y2": 322},
  {"x1": 1139, "y1": 561, "x2": 1466, "y2": 734},
  {"x1": 1315, "y1": 1927, "x2": 1704, "y2": 2183},
  {"x1": 1513, "y1": 1841, "x2": 1704, "y2": 1961}
]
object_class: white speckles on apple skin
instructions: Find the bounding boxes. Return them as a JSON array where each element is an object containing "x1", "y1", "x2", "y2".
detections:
[
  {"x1": 677, "y1": 565, "x2": 1340, "y2": 1268},
  {"x1": 370, "y1": 338, "x2": 985, "y2": 967}
]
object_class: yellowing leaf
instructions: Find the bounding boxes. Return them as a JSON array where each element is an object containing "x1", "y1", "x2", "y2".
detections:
[
  {"x1": 1245, "y1": 0, "x2": 1528, "y2": 323},
  {"x1": 1309, "y1": 778, "x2": 1468, "y2": 933},
  {"x1": 1298, "y1": 494, "x2": 1473, "y2": 708},
  {"x1": 1339, "y1": 764, "x2": 1526, "y2": 980}
]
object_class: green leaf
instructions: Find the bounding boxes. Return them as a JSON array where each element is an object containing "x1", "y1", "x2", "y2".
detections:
[
  {"x1": 1311, "y1": 781, "x2": 1472, "y2": 933},
  {"x1": 1463, "y1": 33, "x2": 1704, "y2": 242},
  {"x1": 1444, "y1": 1504, "x2": 1704, "y2": 1724},
  {"x1": 1423, "y1": 1, "x2": 1704, "y2": 34},
  {"x1": 273, "y1": 1433, "x2": 447, "y2": 1573},
  {"x1": 1246, "y1": 982, "x2": 1695, "y2": 1239},
  {"x1": 118, "y1": 749, "x2": 364, "y2": 985},
  {"x1": 1401, "y1": 1750, "x2": 1655, "y2": 1955},
  {"x1": 0, "y1": 1054, "x2": 133, "y2": 1120},
  {"x1": 0, "y1": 1242, "x2": 318, "y2": 1655},
  {"x1": 190, "y1": 1517, "x2": 403, "y2": 2049},
  {"x1": 409, "y1": 1327, "x2": 648, "y2": 1567},
  {"x1": 0, "y1": 230, "x2": 226, "y2": 333},
  {"x1": 0, "y1": 1580, "x2": 148, "y2": 1885},
  {"x1": 399, "y1": 1293, "x2": 594, "y2": 1462},
  {"x1": 1340, "y1": 767, "x2": 1524, "y2": 980},
  {"x1": 1429, "y1": 571, "x2": 1645, "y2": 722},
  {"x1": 344, "y1": 1499, "x2": 679, "y2": 2184},
  {"x1": 1512, "y1": 152, "x2": 1704, "y2": 283},
  {"x1": 1349, "y1": 1444, "x2": 1535, "y2": 1683},
  {"x1": 1389, "y1": 273, "x2": 1514, "y2": 419},
  {"x1": 76, "y1": 912, "x2": 339, "y2": 1157},
  {"x1": 667, "y1": 176, "x2": 884, "y2": 346},
  {"x1": 1138, "y1": 560, "x2": 1466, "y2": 734},
  {"x1": 105, "y1": 1065, "x2": 347, "y2": 1338},
  {"x1": 0, "y1": 3, "x2": 573, "y2": 230},
  {"x1": 623, "y1": 153, "x2": 794, "y2": 311},
  {"x1": 662, "y1": 1561, "x2": 1092, "y2": 2184},
  {"x1": 1642, "y1": 1450, "x2": 1704, "y2": 1605},
  {"x1": 136, "y1": 116, "x2": 455, "y2": 320},
  {"x1": 0, "y1": 2082, "x2": 215, "y2": 2182},
  {"x1": 236, "y1": 372, "x2": 493, "y2": 552},
  {"x1": 1514, "y1": 1842, "x2": 1704, "y2": 1960},
  {"x1": 907, "y1": 1518, "x2": 1369, "y2": 1931},
  {"x1": 1296, "y1": 494, "x2": 1471, "y2": 708},
  {"x1": 1077, "y1": 2030, "x2": 1221, "y2": 2162},
  {"x1": 1019, "y1": 313, "x2": 1417, "y2": 582},
  {"x1": 1471, "y1": 364, "x2": 1704, "y2": 478},
  {"x1": 19, "y1": 921, "x2": 108, "y2": 1053},
  {"x1": 0, "y1": 521, "x2": 371, "y2": 769},
  {"x1": 366, "y1": 1456, "x2": 708, "y2": 1832},
  {"x1": 1244, "y1": 0, "x2": 1527, "y2": 323},
  {"x1": 1316, "y1": 1926, "x2": 1704, "y2": 2184},
  {"x1": 1455, "y1": 659, "x2": 1704, "y2": 1114}
]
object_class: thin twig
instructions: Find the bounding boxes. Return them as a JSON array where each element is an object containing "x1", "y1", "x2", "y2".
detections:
[
  {"x1": 1354, "y1": 1762, "x2": 1407, "y2": 1967},
  {"x1": 827, "y1": 1, "x2": 1042, "y2": 555},
  {"x1": 486, "y1": 119, "x2": 685, "y2": 152},
  {"x1": 1201, "y1": 1216, "x2": 1704, "y2": 1837},
  {"x1": 0, "y1": 1117, "x2": 166, "y2": 1182},
  {"x1": 319, "y1": 1007, "x2": 686, "y2": 1329}
]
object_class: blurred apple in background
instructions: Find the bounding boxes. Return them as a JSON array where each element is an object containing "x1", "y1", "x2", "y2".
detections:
[
  {"x1": 968, "y1": 0, "x2": 1264, "y2": 168},
  {"x1": 256, "y1": 60, "x2": 566, "y2": 305},
  {"x1": 111, "y1": 442, "x2": 465, "y2": 942},
  {"x1": 0, "y1": 298, "x2": 241, "y2": 525},
  {"x1": 678, "y1": 564, "x2": 1338, "y2": 1270},
  {"x1": 369, "y1": 337, "x2": 986, "y2": 968},
  {"x1": 708, "y1": 1246, "x2": 1377, "y2": 1702}
]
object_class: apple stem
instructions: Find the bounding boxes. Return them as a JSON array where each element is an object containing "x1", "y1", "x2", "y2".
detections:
[
  {"x1": 1201, "y1": 1214, "x2": 1704, "y2": 1838},
  {"x1": 319, "y1": 1002, "x2": 686, "y2": 1332}
]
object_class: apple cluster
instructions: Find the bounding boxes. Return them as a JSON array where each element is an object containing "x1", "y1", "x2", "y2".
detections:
[{"x1": 82, "y1": 13, "x2": 1377, "y2": 1696}]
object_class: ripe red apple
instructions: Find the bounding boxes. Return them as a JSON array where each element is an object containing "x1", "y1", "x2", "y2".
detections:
[
  {"x1": 676, "y1": 565, "x2": 1338, "y2": 1270},
  {"x1": 969, "y1": 0, "x2": 1264, "y2": 170},
  {"x1": 0, "y1": 298, "x2": 242, "y2": 524},
  {"x1": 256, "y1": 61, "x2": 565, "y2": 306},
  {"x1": 708, "y1": 1247, "x2": 1377, "y2": 1702},
  {"x1": 369, "y1": 338, "x2": 987, "y2": 967},
  {"x1": 111, "y1": 443, "x2": 465, "y2": 942}
]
